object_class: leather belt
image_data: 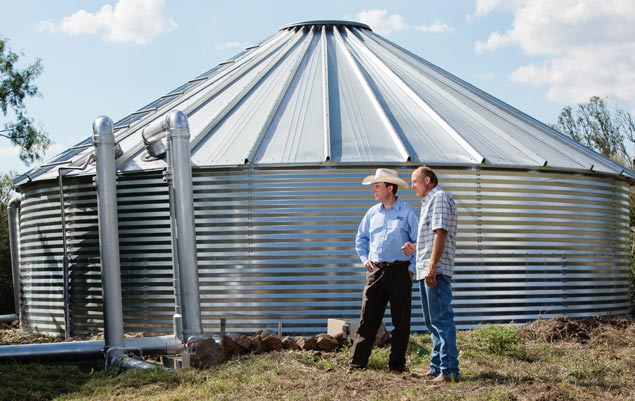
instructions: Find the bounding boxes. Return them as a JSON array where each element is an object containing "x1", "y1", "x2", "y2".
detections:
[{"x1": 373, "y1": 261, "x2": 410, "y2": 269}]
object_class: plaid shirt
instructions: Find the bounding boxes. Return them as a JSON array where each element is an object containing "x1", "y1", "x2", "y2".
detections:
[{"x1": 415, "y1": 185, "x2": 457, "y2": 280}]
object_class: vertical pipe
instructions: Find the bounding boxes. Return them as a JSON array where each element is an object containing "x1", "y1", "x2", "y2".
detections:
[
  {"x1": 58, "y1": 172, "x2": 72, "y2": 339},
  {"x1": 165, "y1": 110, "x2": 203, "y2": 339},
  {"x1": 92, "y1": 116, "x2": 125, "y2": 356},
  {"x1": 167, "y1": 175, "x2": 184, "y2": 340},
  {"x1": 7, "y1": 194, "x2": 22, "y2": 321}
]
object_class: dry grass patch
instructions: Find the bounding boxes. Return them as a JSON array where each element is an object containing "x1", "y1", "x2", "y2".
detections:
[{"x1": 2, "y1": 316, "x2": 635, "y2": 401}]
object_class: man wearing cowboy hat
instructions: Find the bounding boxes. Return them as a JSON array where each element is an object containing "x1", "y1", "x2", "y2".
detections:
[{"x1": 350, "y1": 168, "x2": 419, "y2": 373}]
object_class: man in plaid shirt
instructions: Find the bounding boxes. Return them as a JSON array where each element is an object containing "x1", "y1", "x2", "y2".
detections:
[{"x1": 402, "y1": 166, "x2": 460, "y2": 383}]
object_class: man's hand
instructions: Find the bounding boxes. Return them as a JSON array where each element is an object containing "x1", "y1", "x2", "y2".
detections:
[
  {"x1": 425, "y1": 229, "x2": 446, "y2": 288},
  {"x1": 364, "y1": 260, "x2": 376, "y2": 272},
  {"x1": 425, "y1": 265, "x2": 437, "y2": 288},
  {"x1": 401, "y1": 242, "x2": 416, "y2": 257}
]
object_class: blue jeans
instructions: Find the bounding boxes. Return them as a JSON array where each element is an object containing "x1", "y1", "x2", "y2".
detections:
[{"x1": 419, "y1": 274, "x2": 460, "y2": 378}]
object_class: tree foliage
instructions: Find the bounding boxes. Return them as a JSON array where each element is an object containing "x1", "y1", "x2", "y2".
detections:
[
  {"x1": 0, "y1": 37, "x2": 51, "y2": 165},
  {"x1": 553, "y1": 96, "x2": 635, "y2": 168}
]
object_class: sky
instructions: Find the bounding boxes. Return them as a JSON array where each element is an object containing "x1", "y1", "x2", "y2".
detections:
[{"x1": 1, "y1": 0, "x2": 635, "y2": 173}]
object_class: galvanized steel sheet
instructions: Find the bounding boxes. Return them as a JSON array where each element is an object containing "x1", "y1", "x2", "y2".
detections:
[{"x1": 16, "y1": 167, "x2": 631, "y2": 336}]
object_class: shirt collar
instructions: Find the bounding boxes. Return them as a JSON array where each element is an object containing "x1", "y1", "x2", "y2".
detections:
[
  {"x1": 422, "y1": 185, "x2": 441, "y2": 204},
  {"x1": 381, "y1": 197, "x2": 401, "y2": 211}
]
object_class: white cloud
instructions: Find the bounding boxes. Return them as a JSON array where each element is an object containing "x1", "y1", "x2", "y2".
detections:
[
  {"x1": 467, "y1": 0, "x2": 523, "y2": 20},
  {"x1": 33, "y1": 20, "x2": 58, "y2": 33},
  {"x1": 472, "y1": 0, "x2": 635, "y2": 105},
  {"x1": 475, "y1": 31, "x2": 514, "y2": 53},
  {"x1": 469, "y1": 0, "x2": 504, "y2": 19},
  {"x1": 356, "y1": 9, "x2": 409, "y2": 35},
  {"x1": 356, "y1": 9, "x2": 453, "y2": 37},
  {"x1": 415, "y1": 21, "x2": 454, "y2": 33},
  {"x1": 35, "y1": 0, "x2": 176, "y2": 45}
]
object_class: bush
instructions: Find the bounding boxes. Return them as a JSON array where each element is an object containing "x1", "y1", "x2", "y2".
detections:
[{"x1": 466, "y1": 324, "x2": 524, "y2": 357}]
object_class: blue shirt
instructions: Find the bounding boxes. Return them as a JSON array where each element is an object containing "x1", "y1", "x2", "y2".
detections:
[{"x1": 355, "y1": 198, "x2": 419, "y2": 272}]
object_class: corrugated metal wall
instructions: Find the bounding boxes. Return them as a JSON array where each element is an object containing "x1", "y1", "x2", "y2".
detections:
[{"x1": 17, "y1": 166, "x2": 631, "y2": 337}]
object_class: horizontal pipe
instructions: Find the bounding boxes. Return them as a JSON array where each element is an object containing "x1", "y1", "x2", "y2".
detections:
[
  {"x1": 0, "y1": 314, "x2": 17, "y2": 322},
  {"x1": 0, "y1": 335, "x2": 184, "y2": 361},
  {"x1": 141, "y1": 115, "x2": 170, "y2": 145},
  {"x1": 114, "y1": 354, "x2": 160, "y2": 370}
]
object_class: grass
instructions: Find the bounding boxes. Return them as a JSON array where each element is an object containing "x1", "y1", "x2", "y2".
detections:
[
  {"x1": 463, "y1": 323, "x2": 525, "y2": 358},
  {"x1": 2, "y1": 316, "x2": 635, "y2": 401}
]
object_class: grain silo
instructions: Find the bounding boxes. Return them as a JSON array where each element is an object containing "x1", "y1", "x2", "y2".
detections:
[{"x1": 9, "y1": 20, "x2": 633, "y2": 338}]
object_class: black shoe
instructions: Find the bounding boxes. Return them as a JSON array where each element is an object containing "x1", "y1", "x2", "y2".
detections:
[{"x1": 388, "y1": 365, "x2": 405, "y2": 373}]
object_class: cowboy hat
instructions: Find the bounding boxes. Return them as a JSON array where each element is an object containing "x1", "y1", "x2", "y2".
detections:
[{"x1": 361, "y1": 168, "x2": 409, "y2": 189}]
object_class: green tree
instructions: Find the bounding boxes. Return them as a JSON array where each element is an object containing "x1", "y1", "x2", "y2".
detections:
[
  {"x1": 1, "y1": 37, "x2": 51, "y2": 165},
  {"x1": 0, "y1": 171, "x2": 17, "y2": 315},
  {"x1": 553, "y1": 96, "x2": 635, "y2": 168}
]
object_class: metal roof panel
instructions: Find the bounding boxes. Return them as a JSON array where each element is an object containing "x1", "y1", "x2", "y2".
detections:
[{"x1": 15, "y1": 20, "x2": 635, "y2": 184}]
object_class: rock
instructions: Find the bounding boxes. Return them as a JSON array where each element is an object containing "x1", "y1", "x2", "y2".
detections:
[
  {"x1": 259, "y1": 330, "x2": 274, "y2": 339},
  {"x1": 251, "y1": 334, "x2": 267, "y2": 354},
  {"x1": 282, "y1": 336, "x2": 301, "y2": 351},
  {"x1": 315, "y1": 333, "x2": 339, "y2": 352},
  {"x1": 297, "y1": 336, "x2": 318, "y2": 351},
  {"x1": 332, "y1": 332, "x2": 351, "y2": 347},
  {"x1": 235, "y1": 334, "x2": 252, "y2": 353},
  {"x1": 188, "y1": 337, "x2": 227, "y2": 369},
  {"x1": 375, "y1": 323, "x2": 390, "y2": 347},
  {"x1": 262, "y1": 333, "x2": 283, "y2": 352},
  {"x1": 221, "y1": 334, "x2": 245, "y2": 358}
]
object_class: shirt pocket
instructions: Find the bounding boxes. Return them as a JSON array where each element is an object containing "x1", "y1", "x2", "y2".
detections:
[{"x1": 386, "y1": 216, "x2": 405, "y2": 233}]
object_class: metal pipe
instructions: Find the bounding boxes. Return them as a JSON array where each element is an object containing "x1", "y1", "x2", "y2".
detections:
[
  {"x1": 0, "y1": 117, "x2": 189, "y2": 370},
  {"x1": 113, "y1": 354, "x2": 160, "y2": 370},
  {"x1": 92, "y1": 116, "x2": 125, "y2": 360},
  {"x1": 143, "y1": 111, "x2": 202, "y2": 340},
  {"x1": 7, "y1": 194, "x2": 21, "y2": 320},
  {"x1": 146, "y1": 113, "x2": 186, "y2": 341},
  {"x1": 142, "y1": 117, "x2": 169, "y2": 158},
  {"x1": 58, "y1": 171, "x2": 72, "y2": 339},
  {"x1": 164, "y1": 159, "x2": 183, "y2": 341},
  {"x1": 0, "y1": 314, "x2": 17, "y2": 322},
  {"x1": 164, "y1": 111, "x2": 203, "y2": 339},
  {"x1": 0, "y1": 335, "x2": 184, "y2": 361}
]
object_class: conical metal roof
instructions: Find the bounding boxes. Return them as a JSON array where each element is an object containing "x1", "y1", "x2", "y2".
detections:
[{"x1": 17, "y1": 20, "x2": 635, "y2": 183}]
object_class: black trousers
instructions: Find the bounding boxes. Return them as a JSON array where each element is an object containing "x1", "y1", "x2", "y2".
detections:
[{"x1": 350, "y1": 262, "x2": 412, "y2": 370}]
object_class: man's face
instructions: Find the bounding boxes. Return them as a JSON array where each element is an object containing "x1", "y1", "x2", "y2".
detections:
[
  {"x1": 372, "y1": 182, "x2": 392, "y2": 203},
  {"x1": 411, "y1": 171, "x2": 429, "y2": 198}
]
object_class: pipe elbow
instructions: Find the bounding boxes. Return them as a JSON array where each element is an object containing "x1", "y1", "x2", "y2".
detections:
[
  {"x1": 7, "y1": 193, "x2": 21, "y2": 209},
  {"x1": 166, "y1": 110, "x2": 189, "y2": 132},
  {"x1": 142, "y1": 114, "x2": 171, "y2": 144}
]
